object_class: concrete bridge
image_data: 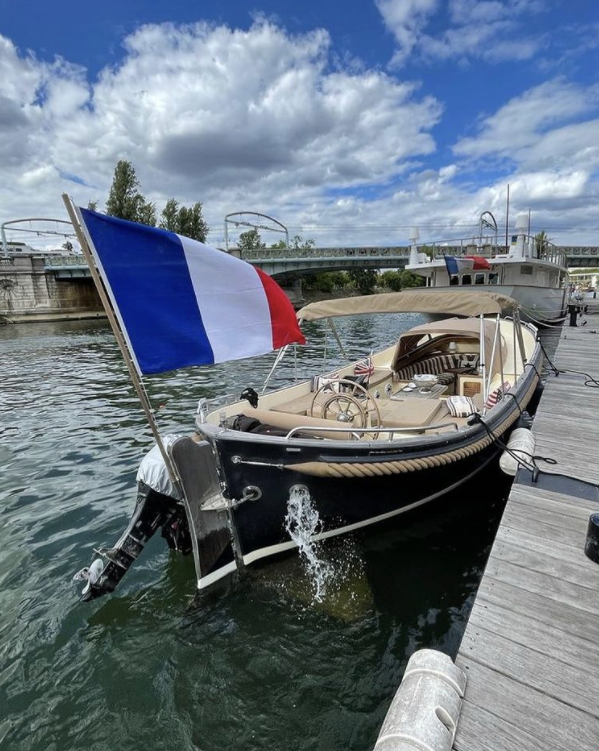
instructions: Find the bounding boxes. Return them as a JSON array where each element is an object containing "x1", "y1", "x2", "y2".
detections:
[
  {"x1": 40, "y1": 243, "x2": 599, "y2": 281},
  {"x1": 3, "y1": 244, "x2": 598, "y2": 321}
]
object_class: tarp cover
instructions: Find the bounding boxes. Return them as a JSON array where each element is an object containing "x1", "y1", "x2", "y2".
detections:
[{"x1": 297, "y1": 289, "x2": 519, "y2": 321}]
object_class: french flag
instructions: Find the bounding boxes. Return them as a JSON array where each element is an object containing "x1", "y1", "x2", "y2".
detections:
[
  {"x1": 444, "y1": 255, "x2": 490, "y2": 274},
  {"x1": 79, "y1": 209, "x2": 305, "y2": 375}
]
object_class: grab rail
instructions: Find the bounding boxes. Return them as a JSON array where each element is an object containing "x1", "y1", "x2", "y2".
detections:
[{"x1": 285, "y1": 421, "x2": 460, "y2": 440}]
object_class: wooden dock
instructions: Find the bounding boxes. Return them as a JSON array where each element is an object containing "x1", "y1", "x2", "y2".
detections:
[{"x1": 454, "y1": 305, "x2": 599, "y2": 751}]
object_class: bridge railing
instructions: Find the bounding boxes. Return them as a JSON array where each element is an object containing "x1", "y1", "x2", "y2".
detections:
[
  {"x1": 44, "y1": 255, "x2": 88, "y2": 268},
  {"x1": 239, "y1": 246, "x2": 411, "y2": 261}
]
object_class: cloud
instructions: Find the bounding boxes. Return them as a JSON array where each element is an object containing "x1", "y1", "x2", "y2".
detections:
[
  {"x1": 378, "y1": 0, "x2": 545, "y2": 67},
  {"x1": 454, "y1": 79, "x2": 599, "y2": 164},
  {"x1": 376, "y1": 0, "x2": 439, "y2": 64},
  {"x1": 1, "y1": 16, "x2": 598, "y2": 248},
  {"x1": 0, "y1": 21, "x2": 442, "y2": 236}
]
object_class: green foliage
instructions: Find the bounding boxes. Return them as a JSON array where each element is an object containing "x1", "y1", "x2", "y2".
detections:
[
  {"x1": 105, "y1": 160, "x2": 156, "y2": 225},
  {"x1": 87, "y1": 200, "x2": 98, "y2": 211},
  {"x1": 137, "y1": 201, "x2": 157, "y2": 228},
  {"x1": 103, "y1": 161, "x2": 209, "y2": 239},
  {"x1": 269, "y1": 234, "x2": 316, "y2": 250},
  {"x1": 161, "y1": 198, "x2": 179, "y2": 232},
  {"x1": 302, "y1": 271, "x2": 349, "y2": 293},
  {"x1": 535, "y1": 231, "x2": 551, "y2": 255},
  {"x1": 328, "y1": 271, "x2": 349, "y2": 288},
  {"x1": 289, "y1": 235, "x2": 315, "y2": 250},
  {"x1": 398, "y1": 269, "x2": 425, "y2": 288},
  {"x1": 160, "y1": 199, "x2": 209, "y2": 242},
  {"x1": 348, "y1": 268, "x2": 378, "y2": 295},
  {"x1": 380, "y1": 269, "x2": 423, "y2": 290},
  {"x1": 61, "y1": 240, "x2": 74, "y2": 252},
  {"x1": 238, "y1": 228, "x2": 266, "y2": 250},
  {"x1": 380, "y1": 270, "x2": 402, "y2": 291}
]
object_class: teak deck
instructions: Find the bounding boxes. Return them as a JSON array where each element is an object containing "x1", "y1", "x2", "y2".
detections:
[{"x1": 454, "y1": 306, "x2": 599, "y2": 751}]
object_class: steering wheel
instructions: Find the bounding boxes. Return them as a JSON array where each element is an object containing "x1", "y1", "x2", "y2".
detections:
[{"x1": 310, "y1": 378, "x2": 381, "y2": 433}]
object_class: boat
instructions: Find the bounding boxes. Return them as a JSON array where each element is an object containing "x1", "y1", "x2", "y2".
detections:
[
  {"x1": 73, "y1": 287, "x2": 543, "y2": 600},
  {"x1": 404, "y1": 211, "x2": 569, "y2": 326}
]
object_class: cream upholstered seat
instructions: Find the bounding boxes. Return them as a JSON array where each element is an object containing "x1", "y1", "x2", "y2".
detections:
[{"x1": 374, "y1": 398, "x2": 449, "y2": 429}]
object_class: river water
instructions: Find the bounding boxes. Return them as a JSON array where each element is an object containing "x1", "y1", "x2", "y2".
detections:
[{"x1": 1, "y1": 314, "x2": 516, "y2": 751}]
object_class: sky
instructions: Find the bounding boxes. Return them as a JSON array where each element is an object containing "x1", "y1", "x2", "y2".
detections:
[{"x1": 1, "y1": 0, "x2": 599, "y2": 249}]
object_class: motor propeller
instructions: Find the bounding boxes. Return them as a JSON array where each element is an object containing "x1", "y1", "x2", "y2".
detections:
[{"x1": 73, "y1": 558, "x2": 105, "y2": 598}]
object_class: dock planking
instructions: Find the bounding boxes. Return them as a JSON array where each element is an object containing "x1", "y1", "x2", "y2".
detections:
[{"x1": 453, "y1": 305, "x2": 599, "y2": 750}]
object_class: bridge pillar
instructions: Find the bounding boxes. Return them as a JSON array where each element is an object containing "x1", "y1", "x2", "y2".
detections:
[{"x1": 280, "y1": 278, "x2": 304, "y2": 307}]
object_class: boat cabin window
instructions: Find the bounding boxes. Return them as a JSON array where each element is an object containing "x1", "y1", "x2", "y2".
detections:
[
  {"x1": 461, "y1": 274, "x2": 472, "y2": 285},
  {"x1": 449, "y1": 275, "x2": 459, "y2": 286},
  {"x1": 521, "y1": 265, "x2": 533, "y2": 275},
  {"x1": 474, "y1": 273, "x2": 485, "y2": 285},
  {"x1": 488, "y1": 272, "x2": 498, "y2": 285}
]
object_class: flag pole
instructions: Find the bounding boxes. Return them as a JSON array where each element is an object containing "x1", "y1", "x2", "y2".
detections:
[{"x1": 62, "y1": 195, "x2": 181, "y2": 489}]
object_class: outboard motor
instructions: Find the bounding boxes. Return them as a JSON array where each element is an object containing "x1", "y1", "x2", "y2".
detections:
[{"x1": 73, "y1": 436, "x2": 191, "y2": 602}]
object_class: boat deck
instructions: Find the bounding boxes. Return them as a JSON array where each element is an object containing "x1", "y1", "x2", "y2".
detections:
[{"x1": 453, "y1": 303, "x2": 599, "y2": 750}]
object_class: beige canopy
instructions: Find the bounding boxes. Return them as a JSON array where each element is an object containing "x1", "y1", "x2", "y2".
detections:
[{"x1": 297, "y1": 289, "x2": 519, "y2": 321}]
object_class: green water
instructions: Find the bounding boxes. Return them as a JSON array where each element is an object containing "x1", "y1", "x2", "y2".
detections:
[{"x1": 0, "y1": 316, "x2": 513, "y2": 750}]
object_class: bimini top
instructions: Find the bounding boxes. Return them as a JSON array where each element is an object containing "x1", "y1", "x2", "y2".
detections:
[{"x1": 297, "y1": 289, "x2": 519, "y2": 321}]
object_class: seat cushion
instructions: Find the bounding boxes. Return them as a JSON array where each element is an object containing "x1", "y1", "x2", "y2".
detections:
[{"x1": 376, "y1": 398, "x2": 449, "y2": 428}]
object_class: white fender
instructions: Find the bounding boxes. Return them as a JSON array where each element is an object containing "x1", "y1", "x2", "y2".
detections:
[
  {"x1": 373, "y1": 649, "x2": 466, "y2": 751},
  {"x1": 499, "y1": 427, "x2": 535, "y2": 476}
]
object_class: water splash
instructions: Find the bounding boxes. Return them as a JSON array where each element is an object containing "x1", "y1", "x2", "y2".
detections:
[{"x1": 284, "y1": 485, "x2": 333, "y2": 602}]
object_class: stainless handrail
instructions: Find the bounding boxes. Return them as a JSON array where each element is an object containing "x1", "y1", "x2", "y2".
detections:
[{"x1": 285, "y1": 420, "x2": 461, "y2": 440}]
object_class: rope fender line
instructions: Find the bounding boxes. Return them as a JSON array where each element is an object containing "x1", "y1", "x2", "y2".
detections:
[{"x1": 286, "y1": 376, "x2": 538, "y2": 478}]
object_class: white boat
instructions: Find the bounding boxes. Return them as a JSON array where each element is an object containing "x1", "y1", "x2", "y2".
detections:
[{"x1": 404, "y1": 212, "x2": 569, "y2": 326}]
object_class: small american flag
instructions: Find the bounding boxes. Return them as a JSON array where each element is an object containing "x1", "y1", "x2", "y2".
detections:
[
  {"x1": 485, "y1": 381, "x2": 512, "y2": 408},
  {"x1": 354, "y1": 357, "x2": 375, "y2": 377}
]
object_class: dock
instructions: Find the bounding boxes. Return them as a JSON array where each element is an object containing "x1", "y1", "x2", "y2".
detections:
[{"x1": 453, "y1": 304, "x2": 599, "y2": 750}]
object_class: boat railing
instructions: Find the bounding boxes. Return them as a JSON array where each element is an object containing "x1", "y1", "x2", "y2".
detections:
[
  {"x1": 285, "y1": 421, "x2": 460, "y2": 440},
  {"x1": 197, "y1": 394, "x2": 239, "y2": 422},
  {"x1": 417, "y1": 235, "x2": 566, "y2": 266},
  {"x1": 416, "y1": 238, "x2": 505, "y2": 261},
  {"x1": 539, "y1": 243, "x2": 567, "y2": 267}
]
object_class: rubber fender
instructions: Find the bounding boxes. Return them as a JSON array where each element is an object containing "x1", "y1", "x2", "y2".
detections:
[
  {"x1": 373, "y1": 649, "x2": 466, "y2": 751},
  {"x1": 499, "y1": 427, "x2": 535, "y2": 476}
]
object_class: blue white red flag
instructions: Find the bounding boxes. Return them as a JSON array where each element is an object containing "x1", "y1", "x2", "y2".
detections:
[
  {"x1": 444, "y1": 255, "x2": 490, "y2": 274},
  {"x1": 78, "y1": 209, "x2": 305, "y2": 375}
]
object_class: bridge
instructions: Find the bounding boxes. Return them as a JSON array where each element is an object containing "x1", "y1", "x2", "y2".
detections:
[{"x1": 42, "y1": 244, "x2": 599, "y2": 280}]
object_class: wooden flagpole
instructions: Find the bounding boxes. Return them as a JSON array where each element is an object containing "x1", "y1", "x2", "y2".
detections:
[{"x1": 62, "y1": 194, "x2": 182, "y2": 489}]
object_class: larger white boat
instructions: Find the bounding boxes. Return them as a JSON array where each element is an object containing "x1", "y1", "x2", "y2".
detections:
[{"x1": 405, "y1": 212, "x2": 569, "y2": 326}]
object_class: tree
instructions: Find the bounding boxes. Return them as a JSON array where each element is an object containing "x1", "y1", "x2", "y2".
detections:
[
  {"x1": 105, "y1": 160, "x2": 156, "y2": 225},
  {"x1": 159, "y1": 199, "x2": 209, "y2": 241},
  {"x1": 61, "y1": 240, "x2": 74, "y2": 253},
  {"x1": 137, "y1": 201, "x2": 157, "y2": 228},
  {"x1": 380, "y1": 270, "x2": 402, "y2": 291},
  {"x1": 398, "y1": 269, "x2": 425, "y2": 289},
  {"x1": 289, "y1": 235, "x2": 315, "y2": 250},
  {"x1": 186, "y1": 203, "x2": 209, "y2": 242},
  {"x1": 535, "y1": 231, "x2": 550, "y2": 257},
  {"x1": 238, "y1": 228, "x2": 266, "y2": 250},
  {"x1": 348, "y1": 268, "x2": 378, "y2": 295},
  {"x1": 160, "y1": 198, "x2": 179, "y2": 232},
  {"x1": 270, "y1": 235, "x2": 315, "y2": 250}
]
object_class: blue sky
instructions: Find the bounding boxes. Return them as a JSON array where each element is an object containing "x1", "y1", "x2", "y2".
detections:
[{"x1": 1, "y1": 0, "x2": 599, "y2": 248}]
